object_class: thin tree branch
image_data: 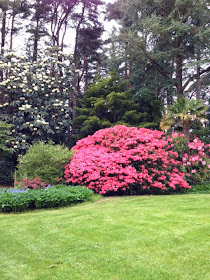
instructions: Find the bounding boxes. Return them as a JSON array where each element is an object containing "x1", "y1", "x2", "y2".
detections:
[
  {"x1": 183, "y1": 66, "x2": 210, "y2": 91},
  {"x1": 134, "y1": 41, "x2": 170, "y2": 78}
]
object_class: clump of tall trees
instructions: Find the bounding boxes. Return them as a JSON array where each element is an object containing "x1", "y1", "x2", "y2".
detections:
[
  {"x1": 0, "y1": 0, "x2": 209, "y2": 185},
  {"x1": 0, "y1": 0, "x2": 104, "y2": 115},
  {"x1": 106, "y1": 0, "x2": 210, "y2": 100}
]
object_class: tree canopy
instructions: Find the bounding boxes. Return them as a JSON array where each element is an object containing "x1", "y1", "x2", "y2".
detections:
[{"x1": 0, "y1": 0, "x2": 209, "y2": 155}]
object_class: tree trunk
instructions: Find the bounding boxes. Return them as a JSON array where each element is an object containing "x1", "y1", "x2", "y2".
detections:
[
  {"x1": 1, "y1": 10, "x2": 7, "y2": 55},
  {"x1": 71, "y1": 2, "x2": 86, "y2": 119},
  {"x1": 84, "y1": 63, "x2": 88, "y2": 91},
  {"x1": 33, "y1": 18, "x2": 39, "y2": 61},
  {"x1": 175, "y1": 31, "x2": 183, "y2": 96},
  {"x1": 10, "y1": 13, "x2": 15, "y2": 50},
  {"x1": 73, "y1": 2, "x2": 86, "y2": 66},
  {"x1": 176, "y1": 54, "x2": 183, "y2": 95},
  {"x1": 196, "y1": 51, "x2": 201, "y2": 100},
  {"x1": 0, "y1": 9, "x2": 7, "y2": 105},
  {"x1": 129, "y1": 52, "x2": 133, "y2": 79},
  {"x1": 124, "y1": 61, "x2": 128, "y2": 79},
  {"x1": 8, "y1": 12, "x2": 15, "y2": 115},
  {"x1": 183, "y1": 119, "x2": 190, "y2": 141}
]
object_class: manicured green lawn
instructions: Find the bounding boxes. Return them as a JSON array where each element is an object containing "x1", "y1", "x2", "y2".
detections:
[{"x1": 0, "y1": 194, "x2": 210, "y2": 280}]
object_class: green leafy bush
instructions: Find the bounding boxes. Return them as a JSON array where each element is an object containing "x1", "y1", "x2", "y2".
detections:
[
  {"x1": 16, "y1": 142, "x2": 73, "y2": 184},
  {"x1": 72, "y1": 72, "x2": 158, "y2": 142},
  {"x1": 168, "y1": 133, "x2": 210, "y2": 184},
  {"x1": 185, "y1": 183, "x2": 210, "y2": 194},
  {"x1": 0, "y1": 185, "x2": 94, "y2": 213},
  {"x1": 192, "y1": 127, "x2": 210, "y2": 144},
  {"x1": 33, "y1": 185, "x2": 94, "y2": 209},
  {"x1": 0, "y1": 48, "x2": 74, "y2": 154},
  {"x1": 0, "y1": 189, "x2": 33, "y2": 212}
]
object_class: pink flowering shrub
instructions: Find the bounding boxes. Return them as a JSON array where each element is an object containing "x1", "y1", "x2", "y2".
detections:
[
  {"x1": 169, "y1": 133, "x2": 210, "y2": 184},
  {"x1": 64, "y1": 125, "x2": 190, "y2": 194}
]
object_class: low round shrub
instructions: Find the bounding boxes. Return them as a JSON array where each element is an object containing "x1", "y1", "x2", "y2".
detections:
[
  {"x1": 64, "y1": 125, "x2": 191, "y2": 194},
  {"x1": 16, "y1": 142, "x2": 74, "y2": 184},
  {"x1": 14, "y1": 177, "x2": 47, "y2": 189}
]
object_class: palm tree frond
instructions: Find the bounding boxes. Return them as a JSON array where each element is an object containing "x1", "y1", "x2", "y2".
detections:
[
  {"x1": 160, "y1": 97, "x2": 208, "y2": 138},
  {"x1": 160, "y1": 114, "x2": 176, "y2": 130}
]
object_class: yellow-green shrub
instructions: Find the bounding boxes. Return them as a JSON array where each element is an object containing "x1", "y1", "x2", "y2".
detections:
[{"x1": 16, "y1": 142, "x2": 73, "y2": 184}]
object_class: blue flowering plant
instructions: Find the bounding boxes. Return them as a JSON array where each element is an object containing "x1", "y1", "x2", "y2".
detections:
[
  {"x1": 2, "y1": 188, "x2": 28, "y2": 193},
  {"x1": 0, "y1": 187, "x2": 33, "y2": 212}
]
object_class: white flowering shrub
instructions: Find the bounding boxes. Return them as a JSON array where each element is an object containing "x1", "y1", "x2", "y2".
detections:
[{"x1": 0, "y1": 47, "x2": 75, "y2": 153}]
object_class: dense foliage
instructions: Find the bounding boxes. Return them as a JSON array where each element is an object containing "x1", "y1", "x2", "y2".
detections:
[
  {"x1": 0, "y1": 185, "x2": 94, "y2": 213},
  {"x1": 65, "y1": 125, "x2": 191, "y2": 194},
  {"x1": 73, "y1": 72, "x2": 161, "y2": 141},
  {"x1": 16, "y1": 141, "x2": 73, "y2": 184},
  {"x1": 73, "y1": 73, "x2": 142, "y2": 140},
  {"x1": 107, "y1": 0, "x2": 210, "y2": 99},
  {"x1": 0, "y1": 0, "x2": 209, "y2": 187},
  {"x1": 0, "y1": 48, "x2": 74, "y2": 153},
  {"x1": 169, "y1": 133, "x2": 210, "y2": 184}
]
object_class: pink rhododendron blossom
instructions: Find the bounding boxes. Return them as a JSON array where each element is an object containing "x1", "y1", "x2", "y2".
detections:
[
  {"x1": 65, "y1": 125, "x2": 191, "y2": 194},
  {"x1": 168, "y1": 134, "x2": 209, "y2": 184}
]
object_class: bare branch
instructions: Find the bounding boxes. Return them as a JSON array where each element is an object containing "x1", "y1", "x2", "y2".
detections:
[{"x1": 183, "y1": 66, "x2": 210, "y2": 91}]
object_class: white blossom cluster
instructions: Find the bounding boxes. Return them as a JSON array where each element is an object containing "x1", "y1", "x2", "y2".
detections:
[{"x1": 0, "y1": 47, "x2": 76, "y2": 152}]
